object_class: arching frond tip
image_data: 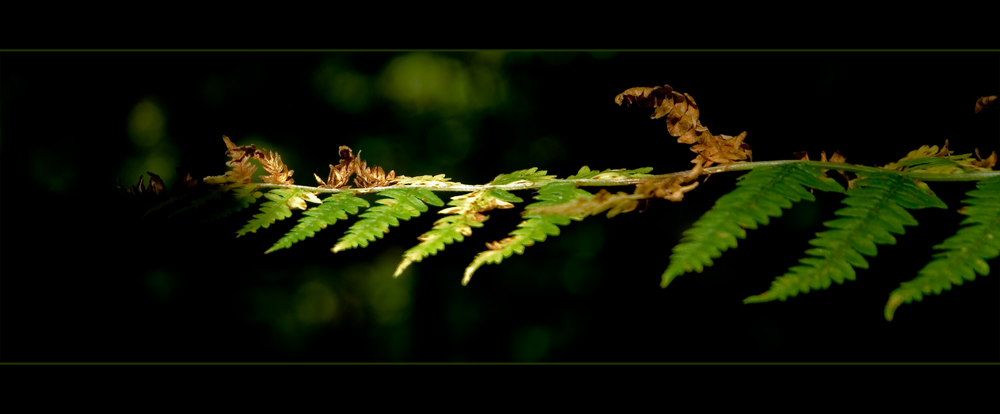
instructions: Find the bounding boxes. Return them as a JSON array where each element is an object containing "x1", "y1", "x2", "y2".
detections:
[
  {"x1": 394, "y1": 259, "x2": 412, "y2": 277},
  {"x1": 884, "y1": 294, "x2": 905, "y2": 321},
  {"x1": 742, "y1": 293, "x2": 775, "y2": 304}
]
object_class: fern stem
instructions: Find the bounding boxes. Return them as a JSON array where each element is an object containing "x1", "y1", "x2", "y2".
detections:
[{"x1": 249, "y1": 161, "x2": 1000, "y2": 194}]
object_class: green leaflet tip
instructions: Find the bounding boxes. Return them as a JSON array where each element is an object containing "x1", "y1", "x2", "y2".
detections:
[
  {"x1": 659, "y1": 276, "x2": 673, "y2": 289},
  {"x1": 743, "y1": 293, "x2": 773, "y2": 304},
  {"x1": 884, "y1": 294, "x2": 904, "y2": 322},
  {"x1": 462, "y1": 263, "x2": 479, "y2": 285},
  {"x1": 394, "y1": 259, "x2": 411, "y2": 277},
  {"x1": 660, "y1": 269, "x2": 682, "y2": 288}
]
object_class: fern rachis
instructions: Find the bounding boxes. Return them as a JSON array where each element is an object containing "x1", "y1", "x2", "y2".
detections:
[{"x1": 122, "y1": 85, "x2": 1000, "y2": 322}]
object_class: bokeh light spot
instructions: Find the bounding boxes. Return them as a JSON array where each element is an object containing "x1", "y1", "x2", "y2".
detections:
[
  {"x1": 379, "y1": 52, "x2": 509, "y2": 115},
  {"x1": 510, "y1": 325, "x2": 552, "y2": 362},
  {"x1": 295, "y1": 280, "x2": 338, "y2": 325},
  {"x1": 146, "y1": 269, "x2": 175, "y2": 303},
  {"x1": 527, "y1": 136, "x2": 568, "y2": 166},
  {"x1": 427, "y1": 119, "x2": 473, "y2": 166},
  {"x1": 119, "y1": 150, "x2": 178, "y2": 192},
  {"x1": 314, "y1": 60, "x2": 373, "y2": 114},
  {"x1": 127, "y1": 98, "x2": 166, "y2": 147}
]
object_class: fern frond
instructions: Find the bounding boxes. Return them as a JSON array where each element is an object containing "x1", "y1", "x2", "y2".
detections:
[
  {"x1": 567, "y1": 166, "x2": 654, "y2": 180},
  {"x1": 615, "y1": 84, "x2": 751, "y2": 168},
  {"x1": 662, "y1": 164, "x2": 845, "y2": 288},
  {"x1": 265, "y1": 192, "x2": 370, "y2": 254},
  {"x1": 332, "y1": 188, "x2": 444, "y2": 253},
  {"x1": 884, "y1": 176, "x2": 1000, "y2": 321},
  {"x1": 395, "y1": 185, "x2": 523, "y2": 276},
  {"x1": 393, "y1": 174, "x2": 463, "y2": 188},
  {"x1": 198, "y1": 185, "x2": 265, "y2": 222},
  {"x1": 236, "y1": 188, "x2": 318, "y2": 237},
  {"x1": 484, "y1": 166, "x2": 656, "y2": 220},
  {"x1": 489, "y1": 167, "x2": 557, "y2": 186},
  {"x1": 882, "y1": 140, "x2": 997, "y2": 173},
  {"x1": 462, "y1": 181, "x2": 592, "y2": 285},
  {"x1": 744, "y1": 173, "x2": 948, "y2": 304}
]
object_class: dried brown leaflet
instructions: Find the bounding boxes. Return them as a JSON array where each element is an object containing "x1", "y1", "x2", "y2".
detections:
[
  {"x1": 118, "y1": 171, "x2": 167, "y2": 198},
  {"x1": 313, "y1": 145, "x2": 398, "y2": 189},
  {"x1": 974, "y1": 95, "x2": 997, "y2": 113},
  {"x1": 315, "y1": 146, "x2": 357, "y2": 189},
  {"x1": 615, "y1": 84, "x2": 751, "y2": 204},
  {"x1": 257, "y1": 150, "x2": 294, "y2": 185},
  {"x1": 204, "y1": 136, "x2": 265, "y2": 185},
  {"x1": 351, "y1": 153, "x2": 397, "y2": 188},
  {"x1": 614, "y1": 84, "x2": 752, "y2": 169}
]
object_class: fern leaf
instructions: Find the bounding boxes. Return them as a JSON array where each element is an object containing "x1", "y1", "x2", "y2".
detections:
[
  {"x1": 236, "y1": 188, "x2": 315, "y2": 237},
  {"x1": 567, "y1": 166, "x2": 654, "y2": 180},
  {"x1": 265, "y1": 192, "x2": 370, "y2": 254},
  {"x1": 662, "y1": 164, "x2": 845, "y2": 288},
  {"x1": 519, "y1": 166, "x2": 655, "y2": 218},
  {"x1": 394, "y1": 168, "x2": 560, "y2": 277},
  {"x1": 744, "y1": 173, "x2": 948, "y2": 304},
  {"x1": 395, "y1": 188, "x2": 523, "y2": 277},
  {"x1": 884, "y1": 176, "x2": 1000, "y2": 321},
  {"x1": 463, "y1": 181, "x2": 592, "y2": 285},
  {"x1": 489, "y1": 167, "x2": 557, "y2": 185},
  {"x1": 393, "y1": 174, "x2": 463, "y2": 187},
  {"x1": 332, "y1": 188, "x2": 444, "y2": 253},
  {"x1": 882, "y1": 140, "x2": 997, "y2": 173}
]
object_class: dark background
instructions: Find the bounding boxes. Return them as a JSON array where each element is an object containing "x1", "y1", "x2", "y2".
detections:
[{"x1": 1, "y1": 51, "x2": 998, "y2": 362}]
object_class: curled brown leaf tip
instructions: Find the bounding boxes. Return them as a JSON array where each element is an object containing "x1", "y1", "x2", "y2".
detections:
[
  {"x1": 338, "y1": 146, "x2": 353, "y2": 160},
  {"x1": 222, "y1": 135, "x2": 264, "y2": 164},
  {"x1": 206, "y1": 136, "x2": 262, "y2": 184},
  {"x1": 174, "y1": 167, "x2": 201, "y2": 195},
  {"x1": 616, "y1": 84, "x2": 751, "y2": 170},
  {"x1": 975, "y1": 95, "x2": 997, "y2": 113},
  {"x1": 973, "y1": 148, "x2": 998, "y2": 169},
  {"x1": 934, "y1": 140, "x2": 950, "y2": 158},
  {"x1": 316, "y1": 146, "x2": 356, "y2": 189},
  {"x1": 794, "y1": 151, "x2": 810, "y2": 161},
  {"x1": 828, "y1": 151, "x2": 847, "y2": 164},
  {"x1": 118, "y1": 172, "x2": 167, "y2": 197}
]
